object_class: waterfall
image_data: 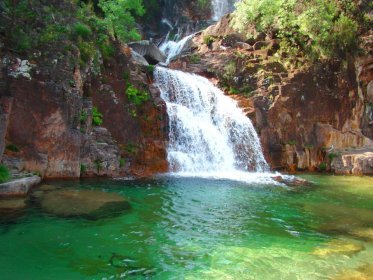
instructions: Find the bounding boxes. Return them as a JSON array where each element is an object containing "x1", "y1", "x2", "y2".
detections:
[
  {"x1": 154, "y1": 66, "x2": 269, "y2": 177},
  {"x1": 159, "y1": 34, "x2": 194, "y2": 64},
  {"x1": 211, "y1": 0, "x2": 238, "y2": 21}
]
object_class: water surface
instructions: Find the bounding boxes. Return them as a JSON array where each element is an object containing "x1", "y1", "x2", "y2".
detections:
[{"x1": 0, "y1": 174, "x2": 372, "y2": 279}]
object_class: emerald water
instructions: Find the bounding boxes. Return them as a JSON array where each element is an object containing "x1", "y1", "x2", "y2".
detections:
[{"x1": 1, "y1": 175, "x2": 372, "y2": 279}]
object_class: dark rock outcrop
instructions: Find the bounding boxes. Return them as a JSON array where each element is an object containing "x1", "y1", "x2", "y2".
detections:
[{"x1": 128, "y1": 41, "x2": 166, "y2": 64}]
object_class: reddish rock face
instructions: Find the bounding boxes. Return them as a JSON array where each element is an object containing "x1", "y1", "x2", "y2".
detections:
[
  {"x1": 0, "y1": 45, "x2": 169, "y2": 178},
  {"x1": 171, "y1": 20, "x2": 373, "y2": 172},
  {"x1": 5, "y1": 79, "x2": 82, "y2": 177}
]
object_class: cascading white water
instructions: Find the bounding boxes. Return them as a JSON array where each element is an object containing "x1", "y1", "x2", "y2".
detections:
[
  {"x1": 160, "y1": 34, "x2": 194, "y2": 64},
  {"x1": 154, "y1": 66, "x2": 269, "y2": 177},
  {"x1": 211, "y1": 0, "x2": 238, "y2": 21}
]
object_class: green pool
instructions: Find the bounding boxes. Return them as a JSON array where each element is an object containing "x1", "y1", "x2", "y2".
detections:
[{"x1": 0, "y1": 174, "x2": 372, "y2": 279}]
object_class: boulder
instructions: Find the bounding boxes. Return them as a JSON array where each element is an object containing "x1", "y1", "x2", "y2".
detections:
[
  {"x1": 0, "y1": 175, "x2": 41, "y2": 197},
  {"x1": 272, "y1": 175, "x2": 311, "y2": 187},
  {"x1": 130, "y1": 50, "x2": 149, "y2": 67},
  {"x1": 234, "y1": 42, "x2": 253, "y2": 51},
  {"x1": 128, "y1": 41, "x2": 166, "y2": 64},
  {"x1": 331, "y1": 148, "x2": 373, "y2": 175},
  {"x1": 39, "y1": 189, "x2": 130, "y2": 219}
]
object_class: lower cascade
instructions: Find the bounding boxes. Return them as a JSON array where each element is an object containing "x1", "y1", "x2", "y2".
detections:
[{"x1": 154, "y1": 66, "x2": 269, "y2": 176}]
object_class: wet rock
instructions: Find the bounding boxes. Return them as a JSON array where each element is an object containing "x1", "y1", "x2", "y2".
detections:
[
  {"x1": 313, "y1": 239, "x2": 364, "y2": 257},
  {"x1": 128, "y1": 41, "x2": 166, "y2": 64},
  {"x1": 272, "y1": 175, "x2": 311, "y2": 187},
  {"x1": 0, "y1": 176, "x2": 41, "y2": 197},
  {"x1": 130, "y1": 50, "x2": 149, "y2": 67},
  {"x1": 331, "y1": 148, "x2": 373, "y2": 175},
  {"x1": 39, "y1": 189, "x2": 130, "y2": 219}
]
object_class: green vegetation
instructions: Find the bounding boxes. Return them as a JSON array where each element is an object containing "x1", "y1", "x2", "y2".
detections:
[
  {"x1": 119, "y1": 158, "x2": 125, "y2": 167},
  {"x1": 232, "y1": 0, "x2": 370, "y2": 60},
  {"x1": 123, "y1": 143, "x2": 138, "y2": 155},
  {"x1": 0, "y1": 164, "x2": 10, "y2": 183},
  {"x1": 98, "y1": 0, "x2": 144, "y2": 42},
  {"x1": 328, "y1": 152, "x2": 340, "y2": 162},
  {"x1": 318, "y1": 162, "x2": 327, "y2": 172},
  {"x1": 197, "y1": 0, "x2": 210, "y2": 10},
  {"x1": 6, "y1": 144, "x2": 20, "y2": 153},
  {"x1": 0, "y1": 0, "x2": 145, "y2": 65},
  {"x1": 190, "y1": 54, "x2": 201, "y2": 64},
  {"x1": 94, "y1": 160, "x2": 102, "y2": 172},
  {"x1": 92, "y1": 107, "x2": 103, "y2": 126},
  {"x1": 146, "y1": 64, "x2": 155, "y2": 74},
  {"x1": 126, "y1": 84, "x2": 149, "y2": 106},
  {"x1": 80, "y1": 164, "x2": 87, "y2": 174},
  {"x1": 80, "y1": 111, "x2": 88, "y2": 124},
  {"x1": 203, "y1": 35, "x2": 215, "y2": 47}
]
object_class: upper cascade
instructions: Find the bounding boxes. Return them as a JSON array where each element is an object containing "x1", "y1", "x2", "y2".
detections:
[
  {"x1": 159, "y1": 34, "x2": 194, "y2": 64},
  {"x1": 154, "y1": 66, "x2": 269, "y2": 175},
  {"x1": 211, "y1": 0, "x2": 238, "y2": 21}
]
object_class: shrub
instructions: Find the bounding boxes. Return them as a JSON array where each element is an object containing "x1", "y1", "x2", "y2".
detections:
[
  {"x1": 0, "y1": 164, "x2": 10, "y2": 183},
  {"x1": 6, "y1": 144, "x2": 20, "y2": 153},
  {"x1": 190, "y1": 54, "x2": 201, "y2": 64},
  {"x1": 146, "y1": 64, "x2": 155, "y2": 73},
  {"x1": 203, "y1": 35, "x2": 215, "y2": 47},
  {"x1": 328, "y1": 152, "x2": 340, "y2": 162},
  {"x1": 80, "y1": 111, "x2": 88, "y2": 124},
  {"x1": 126, "y1": 84, "x2": 149, "y2": 106},
  {"x1": 92, "y1": 106, "x2": 103, "y2": 126},
  {"x1": 73, "y1": 22, "x2": 92, "y2": 39},
  {"x1": 119, "y1": 158, "x2": 125, "y2": 167},
  {"x1": 77, "y1": 40, "x2": 96, "y2": 65},
  {"x1": 318, "y1": 162, "x2": 327, "y2": 172},
  {"x1": 232, "y1": 0, "x2": 362, "y2": 60},
  {"x1": 80, "y1": 164, "x2": 87, "y2": 174}
]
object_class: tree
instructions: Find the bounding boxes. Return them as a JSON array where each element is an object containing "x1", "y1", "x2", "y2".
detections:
[
  {"x1": 98, "y1": 0, "x2": 145, "y2": 43},
  {"x1": 232, "y1": 0, "x2": 362, "y2": 60}
]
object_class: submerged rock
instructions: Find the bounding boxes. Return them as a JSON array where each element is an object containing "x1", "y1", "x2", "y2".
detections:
[
  {"x1": 332, "y1": 264, "x2": 373, "y2": 280},
  {"x1": 0, "y1": 197, "x2": 27, "y2": 221},
  {"x1": 313, "y1": 239, "x2": 364, "y2": 257},
  {"x1": 348, "y1": 227, "x2": 373, "y2": 242},
  {"x1": 0, "y1": 197, "x2": 27, "y2": 212},
  {"x1": 272, "y1": 175, "x2": 311, "y2": 187},
  {"x1": 39, "y1": 189, "x2": 130, "y2": 219}
]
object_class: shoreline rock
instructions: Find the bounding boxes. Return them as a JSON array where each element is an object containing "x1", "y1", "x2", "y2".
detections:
[{"x1": 0, "y1": 176, "x2": 41, "y2": 197}]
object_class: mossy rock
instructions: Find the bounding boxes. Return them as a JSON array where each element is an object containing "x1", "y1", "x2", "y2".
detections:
[{"x1": 39, "y1": 189, "x2": 130, "y2": 219}]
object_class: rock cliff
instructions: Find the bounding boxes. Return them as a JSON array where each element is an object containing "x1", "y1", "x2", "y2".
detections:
[{"x1": 0, "y1": 37, "x2": 168, "y2": 179}]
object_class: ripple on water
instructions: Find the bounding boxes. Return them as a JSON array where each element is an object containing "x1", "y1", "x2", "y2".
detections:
[{"x1": 0, "y1": 175, "x2": 372, "y2": 279}]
